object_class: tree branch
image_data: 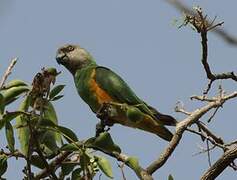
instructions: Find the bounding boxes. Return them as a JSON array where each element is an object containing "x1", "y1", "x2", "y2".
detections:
[
  {"x1": 34, "y1": 151, "x2": 71, "y2": 179},
  {"x1": 92, "y1": 147, "x2": 153, "y2": 180},
  {"x1": 182, "y1": 7, "x2": 237, "y2": 94},
  {"x1": 0, "y1": 58, "x2": 17, "y2": 89},
  {"x1": 201, "y1": 143, "x2": 237, "y2": 180},
  {"x1": 146, "y1": 91, "x2": 237, "y2": 174},
  {"x1": 165, "y1": 0, "x2": 237, "y2": 46}
]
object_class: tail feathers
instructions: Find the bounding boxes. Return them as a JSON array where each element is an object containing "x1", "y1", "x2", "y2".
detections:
[
  {"x1": 147, "y1": 105, "x2": 177, "y2": 126},
  {"x1": 155, "y1": 126, "x2": 173, "y2": 141},
  {"x1": 155, "y1": 113, "x2": 177, "y2": 126}
]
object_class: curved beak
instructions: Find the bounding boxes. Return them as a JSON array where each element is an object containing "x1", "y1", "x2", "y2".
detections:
[{"x1": 56, "y1": 52, "x2": 66, "y2": 65}]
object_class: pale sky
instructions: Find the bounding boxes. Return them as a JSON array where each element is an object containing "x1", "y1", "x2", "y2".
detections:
[{"x1": 1, "y1": 0, "x2": 237, "y2": 179}]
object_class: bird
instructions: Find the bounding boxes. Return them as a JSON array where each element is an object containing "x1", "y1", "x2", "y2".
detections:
[{"x1": 56, "y1": 44, "x2": 177, "y2": 141}]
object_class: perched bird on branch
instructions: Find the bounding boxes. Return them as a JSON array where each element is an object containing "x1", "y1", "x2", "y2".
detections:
[{"x1": 56, "y1": 44, "x2": 176, "y2": 141}]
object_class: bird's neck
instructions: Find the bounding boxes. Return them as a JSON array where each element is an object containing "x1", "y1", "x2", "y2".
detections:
[{"x1": 69, "y1": 60, "x2": 97, "y2": 76}]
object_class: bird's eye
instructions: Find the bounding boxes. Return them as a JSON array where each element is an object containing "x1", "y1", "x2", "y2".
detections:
[{"x1": 67, "y1": 45, "x2": 74, "y2": 51}]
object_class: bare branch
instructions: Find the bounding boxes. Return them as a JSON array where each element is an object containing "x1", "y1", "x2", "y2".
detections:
[
  {"x1": 197, "y1": 122, "x2": 224, "y2": 145},
  {"x1": 190, "y1": 95, "x2": 216, "y2": 102},
  {"x1": 146, "y1": 91, "x2": 237, "y2": 174},
  {"x1": 201, "y1": 143, "x2": 237, "y2": 180},
  {"x1": 181, "y1": 8, "x2": 237, "y2": 94},
  {"x1": 186, "y1": 127, "x2": 225, "y2": 150},
  {"x1": 0, "y1": 58, "x2": 17, "y2": 89},
  {"x1": 165, "y1": 0, "x2": 237, "y2": 46},
  {"x1": 207, "y1": 107, "x2": 220, "y2": 123},
  {"x1": 206, "y1": 140, "x2": 212, "y2": 167},
  {"x1": 175, "y1": 101, "x2": 191, "y2": 115},
  {"x1": 118, "y1": 163, "x2": 127, "y2": 180}
]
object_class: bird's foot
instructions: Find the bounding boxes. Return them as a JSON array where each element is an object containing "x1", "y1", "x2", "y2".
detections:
[
  {"x1": 96, "y1": 103, "x2": 114, "y2": 126},
  {"x1": 95, "y1": 121, "x2": 110, "y2": 137},
  {"x1": 96, "y1": 103, "x2": 111, "y2": 119},
  {"x1": 95, "y1": 103, "x2": 115, "y2": 137}
]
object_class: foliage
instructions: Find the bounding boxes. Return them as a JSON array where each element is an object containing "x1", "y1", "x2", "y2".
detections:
[{"x1": 0, "y1": 68, "x2": 116, "y2": 179}]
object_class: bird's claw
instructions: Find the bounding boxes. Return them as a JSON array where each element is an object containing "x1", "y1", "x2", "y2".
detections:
[{"x1": 95, "y1": 121, "x2": 111, "y2": 137}]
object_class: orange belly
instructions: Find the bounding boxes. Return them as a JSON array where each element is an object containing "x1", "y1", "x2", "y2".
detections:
[{"x1": 89, "y1": 69, "x2": 113, "y2": 104}]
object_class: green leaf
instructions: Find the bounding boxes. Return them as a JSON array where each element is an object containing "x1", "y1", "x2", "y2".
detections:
[
  {"x1": 43, "y1": 102, "x2": 62, "y2": 144},
  {"x1": 126, "y1": 157, "x2": 141, "y2": 175},
  {"x1": 43, "y1": 102, "x2": 58, "y2": 125},
  {"x1": 39, "y1": 118, "x2": 57, "y2": 127},
  {"x1": 79, "y1": 152, "x2": 91, "y2": 172},
  {"x1": 1, "y1": 86, "x2": 29, "y2": 105},
  {"x1": 71, "y1": 168, "x2": 82, "y2": 180},
  {"x1": 39, "y1": 120, "x2": 78, "y2": 143},
  {"x1": 49, "y1": 85, "x2": 65, "y2": 100},
  {"x1": 39, "y1": 131, "x2": 59, "y2": 154},
  {"x1": 3, "y1": 79, "x2": 28, "y2": 89},
  {"x1": 60, "y1": 143, "x2": 80, "y2": 152},
  {"x1": 61, "y1": 163, "x2": 76, "y2": 176},
  {"x1": 0, "y1": 93, "x2": 4, "y2": 114},
  {"x1": 0, "y1": 154, "x2": 8, "y2": 177},
  {"x1": 31, "y1": 155, "x2": 46, "y2": 169},
  {"x1": 96, "y1": 156, "x2": 113, "y2": 178},
  {"x1": 15, "y1": 96, "x2": 30, "y2": 156},
  {"x1": 50, "y1": 95, "x2": 64, "y2": 101},
  {"x1": 86, "y1": 132, "x2": 121, "y2": 154},
  {"x1": 0, "y1": 119, "x2": 5, "y2": 130},
  {"x1": 2, "y1": 111, "x2": 27, "y2": 125},
  {"x1": 4, "y1": 97, "x2": 19, "y2": 106},
  {"x1": 168, "y1": 174, "x2": 174, "y2": 180},
  {"x1": 5, "y1": 121, "x2": 15, "y2": 152},
  {"x1": 57, "y1": 125, "x2": 78, "y2": 143}
]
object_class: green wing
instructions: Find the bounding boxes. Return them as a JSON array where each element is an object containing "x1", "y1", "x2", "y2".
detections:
[
  {"x1": 95, "y1": 66, "x2": 177, "y2": 126},
  {"x1": 95, "y1": 66, "x2": 143, "y2": 105}
]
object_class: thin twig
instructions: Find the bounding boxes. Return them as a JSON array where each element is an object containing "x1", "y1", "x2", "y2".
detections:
[
  {"x1": 193, "y1": 143, "x2": 216, "y2": 157},
  {"x1": 91, "y1": 147, "x2": 153, "y2": 180},
  {"x1": 186, "y1": 128, "x2": 224, "y2": 150},
  {"x1": 175, "y1": 101, "x2": 191, "y2": 115},
  {"x1": 0, "y1": 149, "x2": 25, "y2": 159},
  {"x1": 146, "y1": 91, "x2": 237, "y2": 175},
  {"x1": 196, "y1": 122, "x2": 224, "y2": 146},
  {"x1": 35, "y1": 139, "x2": 59, "y2": 179},
  {"x1": 35, "y1": 151, "x2": 71, "y2": 179},
  {"x1": 206, "y1": 140, "x2": 212, "y2": 167},
  {"x1": 183, "y1": 8, "x2": 237, "y2": 94},
  {"x1": 118, "y1": 163, "x2": 127, "y2": 180},
  {"x1": 0, "y1": 58, "x2": 17, "y2": 89},
  {"x1": 190, "y1": 95, "x2": 215, "y2": 102},
  {"x1": 201, "y1": 143, "x2": 237, "y2": 180},
  {"x1": 207, "y1": 107, "x2": 220, "y2": 123},
  {"x1": 165, "y1": 0, "x2": 237, "y2": 46},
  {"x1": 27, "y1": 116, "x2": 34, "y2": 180}
]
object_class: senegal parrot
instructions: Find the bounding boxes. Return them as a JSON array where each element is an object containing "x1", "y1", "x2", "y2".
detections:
[{"x1": 56, "y1": 44, "x2": 177, "y2": 141}]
